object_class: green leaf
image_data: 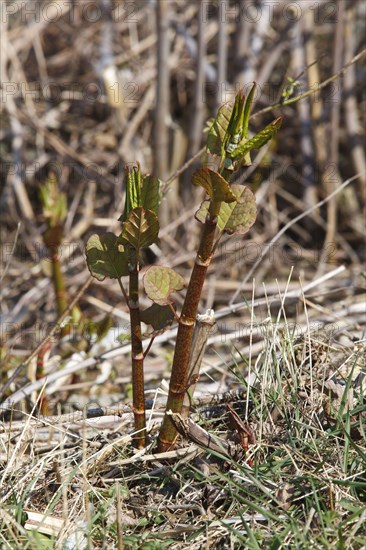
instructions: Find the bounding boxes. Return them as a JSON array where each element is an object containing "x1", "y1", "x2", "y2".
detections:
[
  {"x1": 86, "y1": 232, "x2": 129, "y2": 281},
  {"x1": 192, "y1": 168, "x2": 237, "y2": 203},
  {"x1": 195, "y1": 184, "x2": 257, "y2": 234},
  {"x1": 140, "y1": 303, "x2": 175, "y2": 332},
  {"x1": 119, "y1": 165, "x2": 161, "y2": 224},
  {"x1": 143, "y1": 266, "x2": 185, "y2": 306},
  {"x1": 206, "y1": 101, "x2": 233, "y2": 156},
  {"x1": 241, "y1": 83, "x2": 257, "y2": 165},
  {"x1": 39, "y1": 173, "x2": 67, "y2": 227},
  {"x1": 225, "y1": 89, "x2": 246, "y2": 150},
  {"x1": 243, "y1": 83, "x2": 256, "y2": 139},
  {"x1": 119, "y1": 163, "x2": 142, "y2": 224},
  {"x1": 119, "y1": 207, "x2": 159, "y2": 253},
  {"x1": 206, "y1": 86, "x2": 256, "y2": 159},
  {"x1": 206, "y1": 89, "x2": 281, "y2": 174},
  {"x1": 232, "y1": 117, "x2": 283, "y2": 160},
  {"x1": 141, "y1": 175, "x2": 160, "y2": 216}
]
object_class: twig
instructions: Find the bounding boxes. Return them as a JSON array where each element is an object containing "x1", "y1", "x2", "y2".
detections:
[
  {"x1": 216, "y1": 1, "x2": 228, "y2": 111},
  {"x1": 0, "y1": 222, "x2": 20, "y2": 283},
  {"x1": 229, "y1": 172, "x2": 364, "y2": 304},
  {"x1": 161, "y1": 49, "x2": 366, "y2": 196},
  {"x1": 0, "y1": 276, "x2": 93, "y2": 401},
  {"x1": 161, "y1": 147, "x2": 205, "y2": 194},
  {"x1": 292, "y1": 21, "x2": 315, "y2": 210},
  {"x1": 0, "y1": 388, "x2": 250, "y2": 434},
  {"x1": 168, "y1": 412, "x2": 233, "y2": 458},
  {"x1": 251, "y1": 49, "x2": 366, "y2": 119},
  {"x1": 315, "y1": 3, "x2": 346, "y2": 277},
  {"x1": 344, "y1": 8, "x2": 366, "y2": 190},
  {"x1": 154, "y1": 0, "x2": 170, "y2": 181},
  {"x1": 181, "y1": 5, "x2": 206, "y2": 202}
]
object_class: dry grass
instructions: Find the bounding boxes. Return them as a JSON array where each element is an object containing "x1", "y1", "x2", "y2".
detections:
[
  {"x1": 1, "y1": 308, "x2": 365, "y2": 548},
  {"x1": 1, "y1": 1, "x2": 365, "y2": 548}
]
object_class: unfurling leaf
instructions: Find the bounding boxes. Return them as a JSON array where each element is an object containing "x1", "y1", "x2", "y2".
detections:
[
  {"x1": 206, "y1": 84, "x2": 257, "y2": 161},
  {"x1": 141, "y1": 175, "x2": 160, "y2": 216},
  {"x1": 140, "y1": 303, "x2": 176, "y2": 332},
  {"x1": 86, "y1": 232, "x2": 129, "y2": 281},
  {"x1": 119, "y1": 207, "x2": 159, "y2": 253},
  {"x1": 119, "y1": 163, "x2": 141, "y2": 224},
  {"x1": 206, "y1": 86, "x2": 280, "y2": 171},
  {"x1": 192, "y1": 168, "x2": 237, "y2": 203},
  {"x1": 143, "y1": 266, "x2": 185, "y2": 306},
  {"x1": 225, "y1": 89, "x2": 246, "y2": 152},
  {"x1": 242, "y1": 83, "x2": 256, "y2": 140},
  {"x1": 206, "y1": 101, "x2": 233, "y2": 157},
  {"x1": 119, "y1": 164, "x2": 161, "y2": 223},
  {"x1": 195, "y1": 184, "x2": 257, "y2": 234},
  {"x1": 39, "y1": 173, "x2": 67, "y2": 227},
  {"x1": 232, "y1": 117, "x2": 283, "y2": 161}
]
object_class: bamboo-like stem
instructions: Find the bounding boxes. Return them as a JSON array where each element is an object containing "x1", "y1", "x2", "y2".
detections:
[
  {"x1": 157, "y1": 200, "x2": 221, "y2": 451},
  {"x1": 181, "y1": 309, "x2": 216, "y2": 419},
  {"x1": 127, "y1": 259, "x2": 146, "y2": 448}
]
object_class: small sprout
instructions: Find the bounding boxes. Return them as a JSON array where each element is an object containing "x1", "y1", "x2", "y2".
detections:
[{"x1": 39, "y1": 172, "x2": 67, "y2": 228}]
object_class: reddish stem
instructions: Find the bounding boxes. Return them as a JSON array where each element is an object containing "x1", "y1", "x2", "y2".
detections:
[
  {"x1": 157, "y1": 202, "x2": 220, "y2": 451},
  {"x1": 127, "y1": 263, "x2": 146, "y2": 448}
]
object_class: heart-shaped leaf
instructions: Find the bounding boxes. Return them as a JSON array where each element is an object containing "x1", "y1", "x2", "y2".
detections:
[
  {"x1": 192, "y1": 168, "x2": 237, "y2": 203},
  {"x1": 119, "y1": 207, "x2": 159, "y2": 253},
  {"x1": 195, "y1": 184, "x2": 256, "y2": 234},
  {"x1": 140, "y1": 303, "x2": 175, "y2": 332},
  {"x1": 143, "y1": 266, "x2": 185, "y2": 306},
  {"x1": 86, "y1": 233, "x2": 129, "y2": 281}
]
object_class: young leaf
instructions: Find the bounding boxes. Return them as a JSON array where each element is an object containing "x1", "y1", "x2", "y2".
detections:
[
  {"x1": 39, "y1": 173, "x2": 67, "y2": 227},
  {"x1": 141, "y1": 175, "x2": 160, "y2": 216},
  {"x1": 143, "y1": 266, "x2": 185, "y2": 306},
  {"x1": 119, "y1": 163, "x2": 142, "y2": 224},
  {"x1": 140, "y1": 303, "x2": 176, "y2": 332},
  {"x1": 206, "y1": 87, "x2": 255, "y2": 160},
  {"x1": 240, "y1": 83, "x2": 257, "y2": 165},
  {"x1": 86, "y1": 232, "x2": 129, "y2": 281},
  {"x1": 243, "y1": 83, "x2": 256, "y2": 139},
  {"x1": 119, "y1": 207, "x2": 159, "y2": 253},
  {"x1": 192, "y1": 167, "x2": 237, "y2": 203},
  {"x1": 206, "y1": 101, "x2": 233, "y2": 156},
  {"x1": 221, "y1": 184, "x2": 257, "y2": 234},
  {"x1": 225, "y1": 89, "x2": 246, "y2": 151},
  {"x1": 232, "y1": 117, "x2": 283, "y2": 160},
  {"x1": 195, "y1": 184, "x2": 257, "y2": 234}
]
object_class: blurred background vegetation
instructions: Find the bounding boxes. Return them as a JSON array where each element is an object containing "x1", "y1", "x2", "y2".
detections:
[{"x1": 1, "y1": 0, "x2": 365, "y2": 368}]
